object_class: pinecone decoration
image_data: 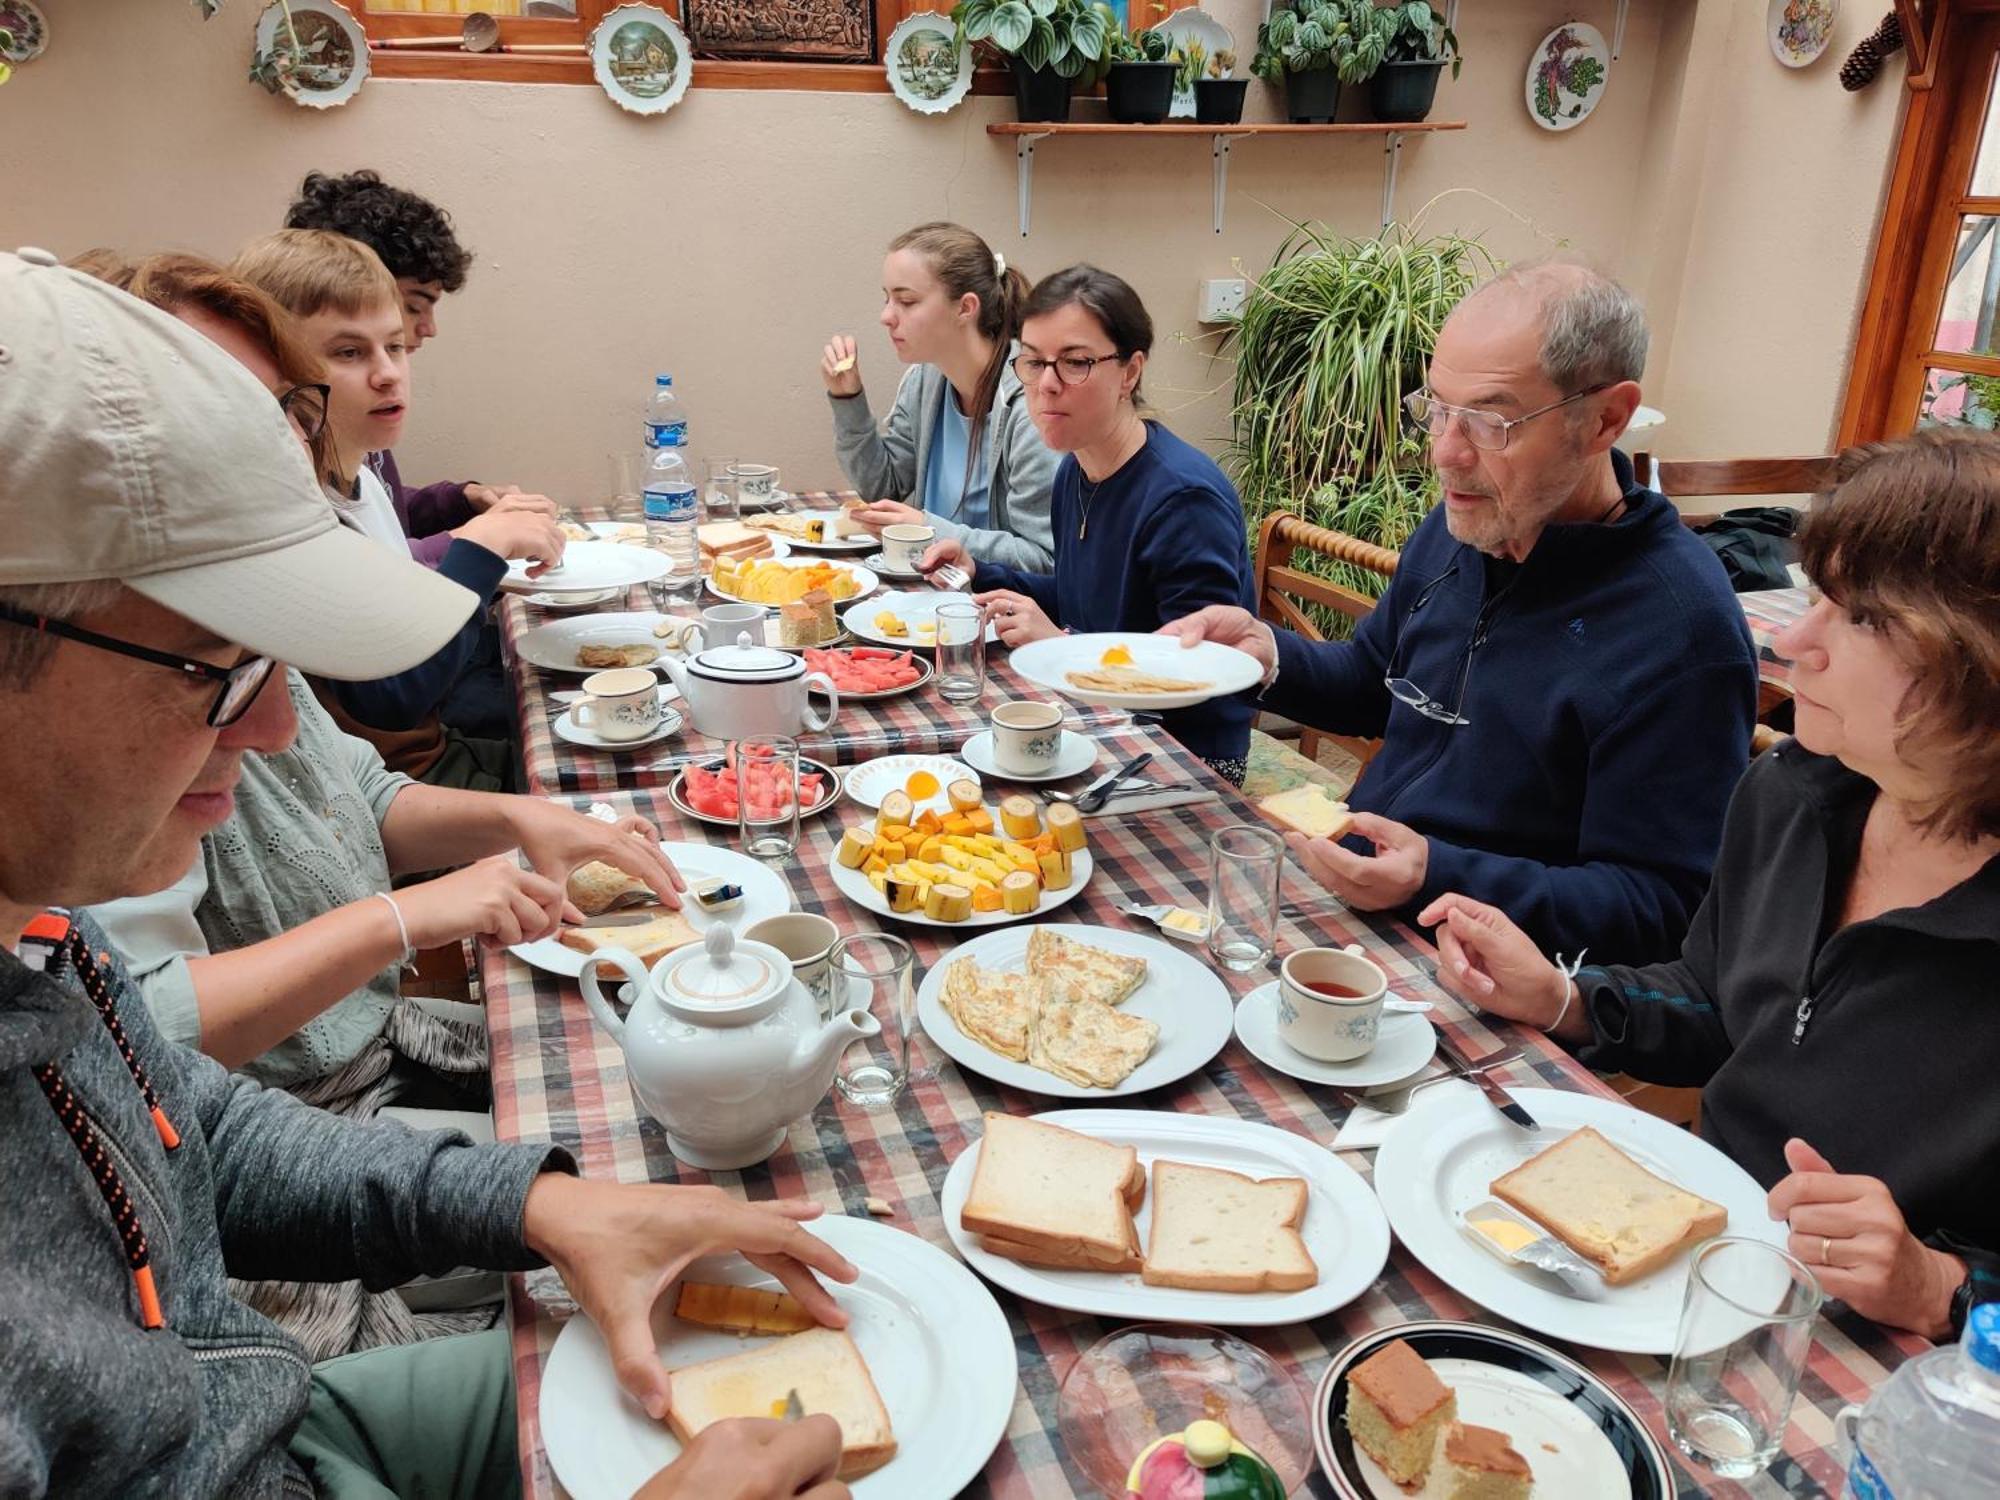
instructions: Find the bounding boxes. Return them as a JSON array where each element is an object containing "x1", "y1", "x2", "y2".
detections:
[{"x1": 1840, "y1": 12, "x2": 1905, "y2": 91}]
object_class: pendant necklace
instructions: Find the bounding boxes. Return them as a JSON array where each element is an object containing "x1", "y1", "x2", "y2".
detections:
[{"x1": 1077, "y1": 415, "x2": 1146, "y2": 540}]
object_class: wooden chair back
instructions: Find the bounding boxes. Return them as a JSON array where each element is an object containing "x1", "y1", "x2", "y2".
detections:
[{"x1": 1633, "y1": 452, "x2": 1839, "y2": 512}]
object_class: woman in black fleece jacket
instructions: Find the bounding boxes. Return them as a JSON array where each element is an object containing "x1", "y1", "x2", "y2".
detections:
[{"x1": 1418, "y1": 429, "x2": 2000, "y2": 1342}]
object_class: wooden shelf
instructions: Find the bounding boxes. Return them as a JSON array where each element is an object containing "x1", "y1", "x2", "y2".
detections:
[{"x1": 983, "y1": 120, "x2": 1468, "y2": 235}]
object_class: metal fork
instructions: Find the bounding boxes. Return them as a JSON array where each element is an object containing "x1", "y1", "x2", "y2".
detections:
[
  {"x1": 1329, "y1": 1047, "x2": 1521, "y2": 1116},
  {"x1": 926, "y1": 562, "x2": 971, "y2": 593}
]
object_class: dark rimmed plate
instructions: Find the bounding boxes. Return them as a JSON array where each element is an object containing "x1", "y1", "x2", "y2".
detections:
[
  {"x1": 1313, "y1": 1321, "x2": 1673, "y2": 1499},
  {"x1": 665, "y1": 756, "x2": 843, "y2": 828}
]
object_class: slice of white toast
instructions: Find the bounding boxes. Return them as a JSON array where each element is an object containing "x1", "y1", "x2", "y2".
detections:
[
  {"x1": 1490, "y1": 1126, "x2": 1728, "y2": 1285},
  {"x1": 664, "y1": 1326, "x2": 896, "y2": 1480},
  {"x1": 1140, "y1": 1160, "x2": 1319, "y2": 1293},
  {"x1": 959, "y1": 1112, "x2": 1145, "y2": 1272}
]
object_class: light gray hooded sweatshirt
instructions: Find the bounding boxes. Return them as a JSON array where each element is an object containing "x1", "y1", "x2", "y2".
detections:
[{"x1": 828, "y1": 356, "x2": 1058, "y2": 570}]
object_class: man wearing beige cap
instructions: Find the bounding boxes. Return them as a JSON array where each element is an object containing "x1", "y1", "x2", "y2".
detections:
[{"x1": 0, "y1": 249, "x2": 855, "y2": 1500}]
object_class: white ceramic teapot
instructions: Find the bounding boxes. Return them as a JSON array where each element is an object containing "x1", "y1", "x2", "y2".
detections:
[
  {"x1": 578, "y1": 924, "x2": 878, "y2": 1169},
  {"x1": 655, "y1": 633, "x2": 840, "y2": 741}
]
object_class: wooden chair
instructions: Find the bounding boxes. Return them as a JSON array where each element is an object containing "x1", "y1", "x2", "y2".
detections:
[
  {"x1": 1632, "y1": 452, "x2": 1839, "y2": 516},
  {"x1": 1252, "y1": 512, "x2": 1401, "y2": 769}
]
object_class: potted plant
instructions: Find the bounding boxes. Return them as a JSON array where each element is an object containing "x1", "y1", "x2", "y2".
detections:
[
  {"x1": 953, "y1": 0, "x2": 1111, "y2": 123},
  {"x1": 1104, "y1": 25, "x2": 1177, "y2": 124},
  {"x1": 1370, "y1": 1, "x2": 1460, "y2": 122},
  {"x1": 1195, "y1": 48, "x2": 1248, "y2": 125},
  {"x1": 1252, "y1": 0, "x2": 1390, "y2": 125}
]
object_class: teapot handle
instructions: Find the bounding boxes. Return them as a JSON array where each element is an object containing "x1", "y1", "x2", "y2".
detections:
[
  {"x1": 577, "y1": 946, "x2": 650, "y2": 1041},
  {"x1": 803, "y1": 672, "x2": 839, "y2": 735}
]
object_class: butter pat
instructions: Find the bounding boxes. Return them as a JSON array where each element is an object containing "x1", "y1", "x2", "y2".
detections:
[
  {"x1": 1158, "y1": 907, "x2": 1210, "y2": 941},
  {"x1": 1468, "y1": 1216, "x2": 1540, "y2": 1255}
]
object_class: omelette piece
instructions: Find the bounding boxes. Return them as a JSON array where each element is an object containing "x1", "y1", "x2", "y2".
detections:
[
  {"x1": 1025, "y1": 929, "x2": 1148, "y2": 1008},
  {"x1": 1027, "y1": 985, "x2": 1159, "y2": 1089},
  {"x1": 939, "y1": 959, "x2": 1038, "y2": 1062},
  {"x1": 1064, "y1": 664, "x2": 1211, "y2": 695}
]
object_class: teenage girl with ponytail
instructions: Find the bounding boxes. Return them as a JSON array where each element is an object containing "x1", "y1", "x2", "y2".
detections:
[{"x1": 821, "y1": 222, "x2": 1059, "y2": 569}]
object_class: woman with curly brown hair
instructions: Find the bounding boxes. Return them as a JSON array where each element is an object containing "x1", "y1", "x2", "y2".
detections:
[{"x1": 1417, "y1": 427, "x2": 2000, "y2": 1340}]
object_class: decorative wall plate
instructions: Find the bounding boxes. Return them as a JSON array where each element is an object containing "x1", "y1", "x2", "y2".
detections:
[
  {"x1": 254, "y1": 0, "x2": 368, "y2": 110},
  {"x1": 1157, "y1": 9, "x2": 1233, "y2": 120},
  {"x1": 0, "y1": 0, "x2": 47, "y2": 64},
  {"x1": 885, "y1": 13, "x2": 970, "y2": 115},
  {"x1": 1769, "y1": 0, "x2": 1838, "y2": 68},
  {"x1": 1524, "y1": 21, "x2": 1610, "y2": 132},
  {"x1": 590, "y1": 4, "x2": 693, "y2": 117}
]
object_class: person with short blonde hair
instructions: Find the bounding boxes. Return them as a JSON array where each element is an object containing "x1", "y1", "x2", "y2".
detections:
[{"x1": 1421, "y1": 427, "x2": 2000, "y2": 1341}]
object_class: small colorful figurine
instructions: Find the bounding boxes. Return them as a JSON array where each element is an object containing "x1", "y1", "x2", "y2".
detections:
[{"x1": 1125, "y1": 1419, "x2": 1286, "y2": 1500}]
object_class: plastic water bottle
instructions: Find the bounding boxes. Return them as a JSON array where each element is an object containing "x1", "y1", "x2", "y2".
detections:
[
  {"x1": 644, "y1": 373, "x2": 688, "y2": 449},
  {"x1": 643, "y1": 434, "x2": 700, "y2": 606},
  {"x1": 1842, "y1": 1303, "x2": 2000, "y2": 1498}
]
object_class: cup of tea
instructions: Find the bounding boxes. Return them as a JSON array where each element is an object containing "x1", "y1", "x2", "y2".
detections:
[
  {"x1": 573, "y1": 667, "x2": 664, "y2": 743},
  {"x1": 1277, "y1": 943, "x2": 1388, "y2": 1061},
  {"x1": 670, "y1": 602, "x2": 765, "y2": 653},
  {"x1": 882, "y1": 523, "x2": 936, "y2": 572},
  {"x1": 728, "y1": 463, "x2": 781, "y2": 507},
  {"x1": 989, "y1": 699, "x2": 1064, "y2": 776},
  {"x1": 745, "y1": 912, "x2": 840, "y2": 1018}
]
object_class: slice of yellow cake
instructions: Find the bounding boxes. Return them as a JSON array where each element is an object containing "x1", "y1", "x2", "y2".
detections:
[
  {"x1": 1442, "y1": 1422, "x2": 1533, "y2": 1500},
  {"x1": 1345, "y1": 1337, "x2": 1456, "y2": 1490}
]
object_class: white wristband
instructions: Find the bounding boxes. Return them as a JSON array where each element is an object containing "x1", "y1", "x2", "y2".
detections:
[
  {"x1": 373, "y1": 891, "x2": 417, "y2": 972},
  {"x1": 1549, "y1": 949, "x2": 1588, "y2": 1033}
]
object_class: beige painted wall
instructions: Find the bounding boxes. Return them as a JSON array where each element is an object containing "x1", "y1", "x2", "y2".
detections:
[{"x1": 3, "y1": 0, "x2": 1898, "y2": 503}]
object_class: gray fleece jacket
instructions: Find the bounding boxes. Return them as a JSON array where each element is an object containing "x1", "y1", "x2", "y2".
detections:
[
  {"x1": 0, "y1": 909, "x2": 570, "y2": 1498},
  {"x1": 828, "y1": 358, "x2": 1058, "y2": 569}
]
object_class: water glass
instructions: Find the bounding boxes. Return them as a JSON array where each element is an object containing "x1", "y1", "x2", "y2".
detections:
[
  {"x1": 934, "y1": 602, "x2": 986, "y2": 705},
  {"x1": 1666, "y1": 1237, "x2": 1823, "y2": 1479},
  {"x1": 607, "y1": 451, "x2": 645, "y2": 522},
  {"x1": 1206, "y1": 823, "x2": 1284, "y2": 972},
  {"x1": 830, "y1": 932, "x2": 914, "y2": 1108},
  {"x1": 703, "y1": 458, "x2": 739, "y2": 522},
  {"x1": 733, "y1": 736, "x2": 802, "y2": 863}
]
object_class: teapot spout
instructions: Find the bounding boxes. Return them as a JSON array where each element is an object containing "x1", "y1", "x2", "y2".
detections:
[{"x1": 793, "y1": 1007, "x2": 880, "y2": 1088}]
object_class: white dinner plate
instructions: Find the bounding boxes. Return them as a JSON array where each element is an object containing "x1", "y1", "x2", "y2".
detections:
[
  {"x1": 665, "y1": 755, "x2": 843, "y2": 828},
  {"x1": 829, "y1": 848, "x2": 1092, "y2": 931},
  {"x1": 840, "y1": 754, "x2": 979, "y2": 816},
  {"x1": 1314, "y1": 1321, "x2": 1674, "y2": 1500},
  {"x1": 515, "y1": 611, "x2": 677, "y2": 674},
  {"x1": 1373, "y1": 1087, "x2": 1788, "y2": 1354},
  {"x1": 501, "y1": 540, "x2": 671, "y2": 596},
  {"x1": 1233, "y1": 980, "x2": 1438, "y2": 1089},
  {"x1": 705, "y1": 557, "x2": 878, "y2": 608},
  {"x1": 540, "y1": 1215, "x2": 1016, "y2": 1500},
  {"x1": 957, "y1": 728, "x2": 1100, "y2": 783},
  {"x1": 507, "y1": 841, "x2": 791, "y2": 979},
  {"x1": 917, "y1": 924, "x2": 1233, "y2": 1098},
  {"x1": 553, "y1": 706, "x2": 683, "y2": 753},
  {"x1": 842, "y1": 589, "x2": 999, "y2": 648},
  {"x1": 1011, "y1": 633, "x2": 1264, "y2": 711},
  {"x1": 942, "y1": 1108, "x2": 1389, "y2": 1326},
  {"x1": 768, "y1": 509, "x2": 880, "y2": 552}
]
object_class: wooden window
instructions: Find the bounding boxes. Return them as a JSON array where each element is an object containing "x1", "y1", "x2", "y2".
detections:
[{"x1": 1841, "y1": 1, "x2": 2000, "y2": 441}]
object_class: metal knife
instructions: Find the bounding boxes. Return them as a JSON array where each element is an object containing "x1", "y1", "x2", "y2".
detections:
[
  {"x1": 1074, "y1": 750, "x2": 1154, "y2": 814},
  {"x1": 780, "y1": 1388, "x2": 805, "y2": 1422},
  {"x1": 1433, "y1": 1027, "x2": 1539, "y2": 1130},
  {"x1": 573, "y1": 910, "x2": 658, "y2": 929}
]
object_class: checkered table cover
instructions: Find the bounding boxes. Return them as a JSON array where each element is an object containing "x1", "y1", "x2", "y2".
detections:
[
  {"x1": 1740, "y1": 586, "x2": 1809, "y2": 691},
  {"x1": 485, "y1": 721, "x2": 1916, "y2": 1500}
]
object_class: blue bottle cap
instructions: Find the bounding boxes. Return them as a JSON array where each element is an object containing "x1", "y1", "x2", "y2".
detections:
[
  {"x1": 655, "y1": 373, "x2": 674, "y2": 386},
  {"x1": 1969, "y1": 1303, "x2": 2000, "y2": 1374}
]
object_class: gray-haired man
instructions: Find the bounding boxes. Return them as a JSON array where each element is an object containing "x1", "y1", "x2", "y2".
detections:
[
  {"x1": 0, "y1": 251, "x2": 853, "y2": 1500},
  {"x1": 1168, "y1": 262, "x2": 1757, "y2": 961}
]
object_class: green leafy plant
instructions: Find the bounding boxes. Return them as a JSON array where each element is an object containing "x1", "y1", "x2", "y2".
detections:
[
  {"x1": 952, "y1": 0, "x2": 1109, "y2": 78},
  {"x1": 1923, "y1": 370, "x2": 2000, "y2": 431},
  {"x1": 1251, "y1": 0, "x2": 1389, "y2": 85},
  {"x1": 1105, "y1": 25, "x2": 1171, "y2": 64},
  {"x1": 1225, "y1": 225, "x2": 1494, "y2": 622},
  {"x1": 1381, "y1": 1, "x2": 1460, "y2": 76}
]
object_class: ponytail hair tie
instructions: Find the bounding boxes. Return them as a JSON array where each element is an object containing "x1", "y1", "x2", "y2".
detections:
[{"x1": 994, "y1": 251, "x2": 1006, "y2": 279}]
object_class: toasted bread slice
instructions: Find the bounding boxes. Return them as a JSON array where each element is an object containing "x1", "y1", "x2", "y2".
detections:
[
  {"x1": 1256, "y1": 785, "x2": 1354, "y2": 841},
  {"x1": 1490, "y1": 1126, "x2": 1728, "y2": 1285},
  {"x1": 1140, "y1": 1160, "x2": 1318, "y2": 1293},
  {"x1": 557, "y1": 907, "x2": 700, "y2": 967},
  {"x1": 665, "y1": 1327, "x2": 896, "y2": 1480},
  {"x1": 960, "y1": 1112, "x2": 1144, "y2": 1271}
]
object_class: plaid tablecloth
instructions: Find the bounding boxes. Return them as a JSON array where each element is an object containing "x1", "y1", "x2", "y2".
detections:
[
  {"x1": 1740, "y1": 587, "x2": 1809, "y2": 692},
  {"x1": 483, "y1": 721, "x2": 1916, "y2": 1500}
]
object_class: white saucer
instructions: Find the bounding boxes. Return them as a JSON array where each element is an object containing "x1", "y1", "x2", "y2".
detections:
[
  {"x1": 958, "y1": 728, "x2": 1099, "y2": 783},
  {"x1": 552, "y1": 706, "x2": 683, "y2": 752},
  {"x1": 1233, "y1": 980, "x2": 1437, "y2": 1089},
  {"x1": 862, "y1": 552, "x2": 926, "y2": 581},
  {"x1": 526, "y1": 586, "x2": 623, "y2": 612}
]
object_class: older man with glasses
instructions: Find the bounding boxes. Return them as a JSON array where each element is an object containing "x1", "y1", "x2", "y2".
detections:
[{"x1": 1167, "y1": 260, "x2": 1757, "y2": 961}]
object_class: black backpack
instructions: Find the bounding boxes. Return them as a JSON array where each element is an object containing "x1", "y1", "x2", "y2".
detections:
[{"x1": 1697, "y1": 506, "x2": 1801, "y2": 593}]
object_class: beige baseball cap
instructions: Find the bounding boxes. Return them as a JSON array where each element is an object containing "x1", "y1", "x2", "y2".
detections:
[{"x1": 0, "y1": 247, "x2": 477, "y2": 680}]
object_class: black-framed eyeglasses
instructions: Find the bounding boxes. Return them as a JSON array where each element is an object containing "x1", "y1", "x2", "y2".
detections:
[
  {"x1": 1383, "y1": 564, "x2": 1473, "y2": 727},
  {"x1": 0, "y1": 603, "x2": 278, "y2": 727},
  {"x1": 1011, "y1": 351, "x2": 1130, "y2": 387},
  {"x1": 1402, "y1": 382, "x2": 1614, "y2": 452},
  {"x1": 279, "y1": 382, "x2": 331, "y2": 445}
]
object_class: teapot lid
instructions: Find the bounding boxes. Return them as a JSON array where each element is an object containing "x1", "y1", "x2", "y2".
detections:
[
  {"x1": 689, "y1": 633, "x2": 803, "y2": 683},
  {"x1": 661, "y1": 925, "x2": 785, "y2": 1009}
]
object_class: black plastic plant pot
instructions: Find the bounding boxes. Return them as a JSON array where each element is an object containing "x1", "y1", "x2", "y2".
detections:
[
  {"x1": 1284, "y1": 66, "x2": 1342, "y2": 124},
  {"x1": 1194, "y1": 76, "x2": 1250, "y2": 124},
  {"x1": 1011, "y1": 57, "x2": 1076, "y2": 123},
  {"x1": 1370, "y1": 58, "x2": 1445, "y2": 122},
  {"x1": 1105, "y1": 60, "x2": 1178, "y2": 124}
]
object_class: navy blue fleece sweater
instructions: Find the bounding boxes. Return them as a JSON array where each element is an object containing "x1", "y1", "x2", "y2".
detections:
[
  {"x1": 974, "y1": 422, "x2": 1256, "y2": 765},
  {"x1": 1263, "y1": 452, "x2": 1756, "y2": 961},
  {"x1": 325, "y1": 537, "x2": 505, "y2": 732}
]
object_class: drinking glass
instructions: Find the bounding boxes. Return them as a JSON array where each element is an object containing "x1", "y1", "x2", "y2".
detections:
[
  {"x1": 703, "y1": 458, "x2": 739, "y2": 522},
  {"x1": 1666, "y1": 1236, "x2": 1823, "y2": 1479},
  {"x1": 733, "y1": 736, "x2": 802, "y2": 864},
  {"x1": 830, "y1": 932, "x2": 914, "y2": 1108},
  {"x1": 1206, "y1": 822, "x2": 1284, "y2": 972},
  {"x1": 607, "y1": 450, "x2": 645, "y2": 523},
  {"x1": 934, "y1": 602, "x2": 986, "y2": 705}
]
